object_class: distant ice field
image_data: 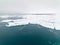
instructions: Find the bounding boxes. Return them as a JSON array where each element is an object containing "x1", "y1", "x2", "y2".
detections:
[{"x1": 0, "y1": 15, "x2": 60, "y2": 30}]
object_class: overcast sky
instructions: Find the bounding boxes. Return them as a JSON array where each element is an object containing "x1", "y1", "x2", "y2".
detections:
[{"x1": 0, "y1": 0, "x2": 59, "y2": 13}]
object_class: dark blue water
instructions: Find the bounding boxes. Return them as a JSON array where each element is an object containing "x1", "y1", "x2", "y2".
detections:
[{"x1": 0, "y1": 24, "x2": 59, "y2": 45}]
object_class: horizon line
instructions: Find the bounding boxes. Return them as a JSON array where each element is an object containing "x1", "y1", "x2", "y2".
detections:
[{"x1": 0, "y1": 13, "x2": 55, "y2": 15}]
